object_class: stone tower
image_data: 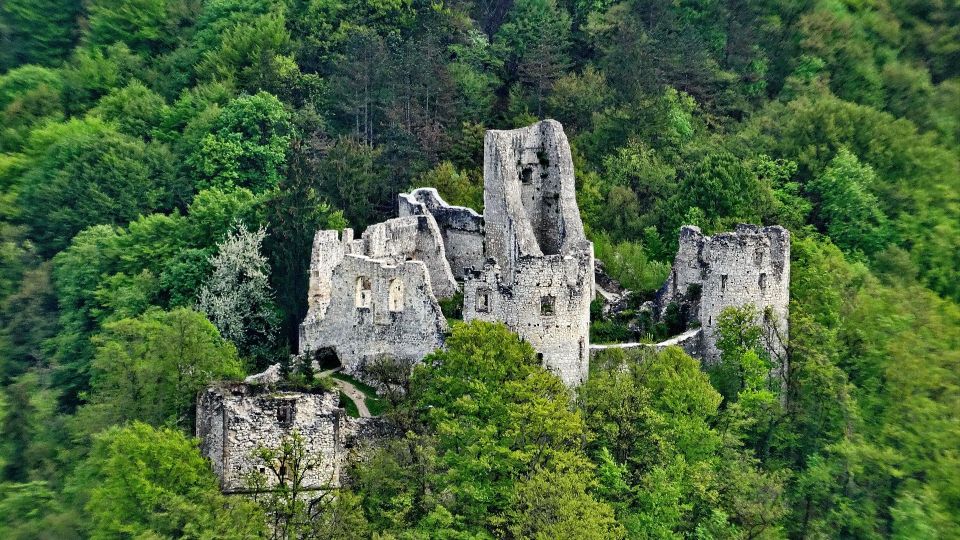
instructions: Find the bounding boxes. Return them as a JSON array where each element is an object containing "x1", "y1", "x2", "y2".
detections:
[
  {"x1": 656, "y1": 224, "x2": 790, "y2": 366},
  {"x1": 462, "y1": 120, "x2": 595, "y2": 386}
]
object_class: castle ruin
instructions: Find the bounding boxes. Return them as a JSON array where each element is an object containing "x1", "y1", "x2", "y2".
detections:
[
  {"x1": 299, "y1": 120, "x2": 593, "y2": 387},
  {"x1": 197, "y1": 120, "x2": 793, "y2": 494}
]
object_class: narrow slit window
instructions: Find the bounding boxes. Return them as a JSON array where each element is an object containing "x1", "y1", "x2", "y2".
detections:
[
  {"x1": 720, "y1": 274, "x2": 728, "y2": 292},
  {"x1": 758, "y1": 273, "x2": 767, "y2": 291}
]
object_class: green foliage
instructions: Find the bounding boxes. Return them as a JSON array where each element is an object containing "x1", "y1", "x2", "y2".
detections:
[
  {"x1": 89, "y1": 81, "x2": 169, "y2": 140},
  {"x1": 353, "y1": 321, "x2": 617, "y2": 536},
  {"x1": 85, "y1": 0, "x2": 187, "y2": 55},
  {"x1": 72, "y1": 422, "x2": 266, "y2": 538},
  {"x1": 809, "y1": 148, "x2": 892, "y2": 256},
  {"x1": 80, "y1": 308, "x2": 243, "y2": 431},
  {"x1": 0, "y1": 0, "x2": 958, "y2": 535},
  {"x1": 190, "y1": 91, "x2": 292, "y2": 193},
  {"x1": 13, "y1": 118, "x2": 180, "y2": 256},
  {"x1": 413, "y1": 162, "x2": 483, "y2": 212},
  {"x1": 0, "y1": 0, "x2": 81, "y2": 69}
]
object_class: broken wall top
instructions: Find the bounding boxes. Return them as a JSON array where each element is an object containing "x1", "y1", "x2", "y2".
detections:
[{"x1": 483, "y1": 120, "x2": 588, "y2": 271}]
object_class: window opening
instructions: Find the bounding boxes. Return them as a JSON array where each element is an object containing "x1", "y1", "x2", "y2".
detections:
[
  {"x1": 476, "y1": 290, "x2": 490, "y2": 313},
  {"x1": 355, "y1": 276, "x2": 372, "y2": 308},
  {"x1": 277, "y1": 401, "x2": 294, "y2": 427},
  {"x1": 388, "y1": 278, "x2": 404, "y2": 312},
  {"x1": 541, "y1": 295, "x2": 556, "y2": 315}
]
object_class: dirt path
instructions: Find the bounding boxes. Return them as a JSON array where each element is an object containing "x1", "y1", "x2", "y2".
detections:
[{"x1": 320, "y1": 368, "x2": 371, "y2": 418}]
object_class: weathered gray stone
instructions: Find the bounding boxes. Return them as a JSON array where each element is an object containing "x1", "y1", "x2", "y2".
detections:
[
  {"x1": 462, "y1": 120, "x2": 594, "y2": 387},
  {"x1": 398, "y1": 187, "x2": 485, "y2": 279},
  {"x1": 196, "y1": 384, "x2": 394, "y2": 494},
  {"x1": 655, "y1": 224, "x2": 790, "y2": 367},
  {"x1": 196, "y1": 384, "x2": 345, "y2": 493},
  {"x1": 299, "y1": 235, "x2": 448, "y2": 379}
]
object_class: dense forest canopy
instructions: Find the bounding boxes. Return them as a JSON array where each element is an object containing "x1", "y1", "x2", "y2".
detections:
[{"x1": 0, "y1": 0, "x2": 957, "y2": 537}]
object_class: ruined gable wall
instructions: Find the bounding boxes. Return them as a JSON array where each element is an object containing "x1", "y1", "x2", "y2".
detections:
[
  {"x1": 196, "y1": 386, "x2": 344, "y2": 493},
  {"x1": 398, "y1": 188, "x2": 484, "y2": 278},
  {"x1": 362, "y1": 214, "x2": 458, "y2": 298},
  {"x1": 300, "y1": 255, "x2": 447, "y2": 377},
  {"x1": 463, "y1": 247, "x2": 594, "y2": 387}
]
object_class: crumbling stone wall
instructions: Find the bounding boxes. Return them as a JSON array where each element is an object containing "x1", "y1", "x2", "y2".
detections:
[
  {"x1": 299, "y1": 249, "x2": 448, "y2": 378},
  {"x1": 398, "y1": 188, "x2": 484, "y2": 279},
  {"x1": 362, "y1": 214, "x2": 458, "y2": 298},
  {"x1": 655, "y1": 224, "x2": 790, "y2": 365},
  {"x1": 196, "y1": 384, "x2": 345, "y2": 493},
  {"x1": 462, "y1": 120, "x2": 594, "y2": 386}
]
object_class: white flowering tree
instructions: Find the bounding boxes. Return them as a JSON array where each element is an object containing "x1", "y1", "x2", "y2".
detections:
[{"x1": 197, "y1": 222, "x2": 281, "y2": 368}]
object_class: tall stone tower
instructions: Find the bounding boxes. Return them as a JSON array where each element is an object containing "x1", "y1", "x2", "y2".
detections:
[{"x1": 462, "y1": 120, "x2": 594, "y2": 386}]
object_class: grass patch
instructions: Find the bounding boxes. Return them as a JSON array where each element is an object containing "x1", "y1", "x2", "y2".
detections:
[
  {"x1": 332, "y1": 372, "x2": 388, "y2": 416},
  {"x1": 366, "y1": 398, "x2": 387, "y2": 416},
  {"x1": 339, "y1": 391, "x2": 360, "y2": 418}
]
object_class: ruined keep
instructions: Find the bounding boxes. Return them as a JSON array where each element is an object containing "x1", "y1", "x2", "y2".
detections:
[
  {"x1": 299, "y1": 120, "x2": 594, "y2": 387},
  {"x1": 653, "y1": 224, "x2": 791, "y2": 366},
  {"x1": 461, "y1": 121, "x2": 594, "y2": 386}
]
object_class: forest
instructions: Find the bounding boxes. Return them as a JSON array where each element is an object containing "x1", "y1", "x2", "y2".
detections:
[{"x1": 0, "y1": 0, "x2": 958, "y2": 537}]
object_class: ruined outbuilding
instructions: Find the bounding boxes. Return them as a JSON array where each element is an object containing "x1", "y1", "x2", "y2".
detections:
[
  {"x1": 196, "y1": 384, "x2": 345, "y2": 493},
  {"x1": 195, "y1": 384, "x2": 386, "y2": 493}
]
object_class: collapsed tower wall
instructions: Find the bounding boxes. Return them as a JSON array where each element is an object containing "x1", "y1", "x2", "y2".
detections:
[{"x1": 656, "y1": 224, "x2": 790, "y2": 365}]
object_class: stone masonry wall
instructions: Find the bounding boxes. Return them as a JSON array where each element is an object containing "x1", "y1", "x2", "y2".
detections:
[
  {"x1": 362, "y1": 214, "x2": 458, "y2": 298},
  {"x1": 299, "y1": 254, "x2": 448, "y2": 377},
  {"x1": 463, "y1": 248, "x2": 594, "y2": 386},
  {"x1": 398, "y1": 188, "x2": 485, "y2": 279},
  {"x1": 196, "y1": 385, "x2": 344, "y2": 493},
  {"x1": 657, "y1": 224, "x2": 790, "y2": 366}
]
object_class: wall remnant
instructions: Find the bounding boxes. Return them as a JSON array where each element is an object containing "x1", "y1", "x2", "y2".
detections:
[{"x1": 196, "y1": 384, "x2": 345, "y2": 494}]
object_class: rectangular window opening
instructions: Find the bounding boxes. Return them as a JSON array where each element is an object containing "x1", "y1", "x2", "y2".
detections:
[
  {"x1": 541, "y1": 295, "x2": 556, "y2": 316},
  {"x1": 277, "y1": 401, "x2": 295, "y2": 427},
  {"x1": 476, "y1": 291, "x2": 490, "y2": 313}
]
